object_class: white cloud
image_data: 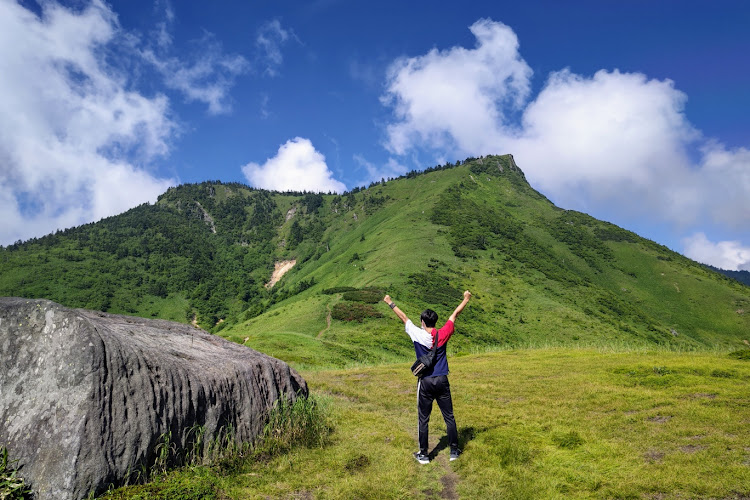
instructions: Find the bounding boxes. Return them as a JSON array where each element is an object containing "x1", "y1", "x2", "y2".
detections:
[
  {"x1": 513, "y1": 71, "x2": 749, "y2": 234},
  {"x1": 241, "y1": 138, "x2": 346, "y2": 193},
  {"x1": 0, "y1": 0, "x2": 176, "y2": 246},
  {"x1": 696, "y1": 143, "x2": 750, "y2": 229},
  {"x1": 256, "y1": 20, "x2": 298, "y2": 77},
  {"x1": 512, "y1": 69, "x2": 698, "y2": 216},
  {"x1": 683, "y1": 233, "x2": 750, "y2": 271},
  {"x1": 380, "y1": 18, "x2": 750, "y2": 250},
  {"x1": 381, "y1": 18, "x2": 531, "y2": 155}
]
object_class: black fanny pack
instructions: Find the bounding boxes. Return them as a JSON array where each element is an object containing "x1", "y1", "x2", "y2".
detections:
[{"x1": 411, "y1": 329, "x2": 437, "y2": 377}]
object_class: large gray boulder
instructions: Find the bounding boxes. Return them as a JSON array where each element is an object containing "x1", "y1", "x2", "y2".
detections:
[{"x1": 0, "y1": 298, "x2": 307, "y2": 500}]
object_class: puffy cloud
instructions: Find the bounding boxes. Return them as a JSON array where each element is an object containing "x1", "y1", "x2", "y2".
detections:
[
  {"x1": 695, "y1": 143, "x2": 750, "y2": 229},
  {"x1": 512, "y1": 69, "x2": 698, "y2": 216},
  {"x1": 381, "y1": 18, "x2": 531, "y2": 155},
  {"x1": 241, "y1": 138, "x2": 346, "y2": 193},
  {"x1": 380, "y1": 18, "x2": 750, "y2": 267},
  {"x1": 683, "y1": 233, "x2": 750, "y2": 271},
  {"x1": 0, "y1": 0, "x2": 175, "y2": 246},
  {"x1": 513, "y1": 71, "x2": 749, "y2": 233}
]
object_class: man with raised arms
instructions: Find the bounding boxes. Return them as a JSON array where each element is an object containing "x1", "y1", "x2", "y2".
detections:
[{"x1": 383, "y1": 290, "x2": 472, "y2": 464}]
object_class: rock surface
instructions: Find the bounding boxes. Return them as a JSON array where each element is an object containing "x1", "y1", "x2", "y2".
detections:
[{"x1": 0, "y1": 298, "x2": 307, "y2": 500}]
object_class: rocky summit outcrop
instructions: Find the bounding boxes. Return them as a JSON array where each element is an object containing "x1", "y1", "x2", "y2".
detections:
[{"x1": 0, "y1": 297, "x2": 307, "y2": 500}]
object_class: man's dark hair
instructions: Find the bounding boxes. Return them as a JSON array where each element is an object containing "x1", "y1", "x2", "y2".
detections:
[{"x1": 421, "y1": 309, "x2": 438, "y2": 328}]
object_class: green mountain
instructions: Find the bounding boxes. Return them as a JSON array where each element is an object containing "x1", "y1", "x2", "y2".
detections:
[{"x1": 2, "y1": 155, "x2": 748, "y2": 369}]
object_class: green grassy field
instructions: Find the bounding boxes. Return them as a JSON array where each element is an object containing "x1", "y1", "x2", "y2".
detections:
[{"x1": 101, "y1": 348, "x2": 750, "y2": 499}]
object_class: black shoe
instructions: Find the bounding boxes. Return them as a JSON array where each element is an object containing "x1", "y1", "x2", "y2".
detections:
[
  {"x1": 449, "y1": 448, "x2": 462, "y2": 461},
  {"x1": 413, "y1": 451, "x2": 430, "y2": 464}
]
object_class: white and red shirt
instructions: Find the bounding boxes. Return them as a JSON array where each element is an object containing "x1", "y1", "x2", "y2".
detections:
[{"x1": 405, "y1": 319, "x2": 455, "y2": 377}]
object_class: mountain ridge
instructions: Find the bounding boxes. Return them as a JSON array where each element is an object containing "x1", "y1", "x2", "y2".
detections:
[{"x1": 1, "y1": 154, "x2": 748, "y2": 368}]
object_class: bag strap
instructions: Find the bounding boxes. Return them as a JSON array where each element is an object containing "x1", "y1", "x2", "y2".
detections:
[{"x1": 429, "y1": 328, "x2": 438, "y2": 356}]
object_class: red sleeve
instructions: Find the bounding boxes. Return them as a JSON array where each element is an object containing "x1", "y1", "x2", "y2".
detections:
[{"x1": 437, "y1": 320, "x2": 455, "y2": 347}]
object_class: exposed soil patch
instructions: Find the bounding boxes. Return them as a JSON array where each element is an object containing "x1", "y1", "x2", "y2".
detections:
[
  {"x1": 688, "y1": 392, "x2": 718, "y2": 399},
  {"x1": 287, "y1": 491, "x2": 313, "y2": 500},
  {"x1": 440, "y1": 470, "x2": 459, "y2": 499},
  {"x1": 644, "y1": 449, "x2": 665, "y2": 463},
  {"x1": 344, "y1": 454, "x2": 370, "y2": 473},
  {"x1": 265, "y1": 260, "x2": 296, "y2": 288},
  {"x1": 680, "y1": 444, "x2": 706, "y2": 453},
  {"x1": 318, "y1": 389, "x2": 363, "y2": 403},
  {"x1": 647, "y1": 415, "x2": 672, "y2": 423}
]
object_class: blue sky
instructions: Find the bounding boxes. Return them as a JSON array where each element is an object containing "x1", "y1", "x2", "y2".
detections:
[{"x1": 1, "y1": 0, "x2": 748, "y2": 270}]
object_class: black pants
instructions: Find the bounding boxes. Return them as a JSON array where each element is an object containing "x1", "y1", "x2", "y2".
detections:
[{"x1": 417, "y1": 374, "x2": 458, "y2": 454}]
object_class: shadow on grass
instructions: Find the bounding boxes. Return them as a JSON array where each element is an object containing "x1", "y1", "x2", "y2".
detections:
[{"x1": 429, "y1": 426, "x2": 480, "y2": 460}]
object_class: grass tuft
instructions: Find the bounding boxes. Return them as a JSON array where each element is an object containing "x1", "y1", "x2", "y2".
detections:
[
  {"x1": 255, "y1": 394, "x2": 333, "y2": 458},
  {"x1": 551, "y1": 430, "x2": 585, "y2": 449},
  {"x1": 0, "y1": 447, "x2": 31, "y2": 500}
]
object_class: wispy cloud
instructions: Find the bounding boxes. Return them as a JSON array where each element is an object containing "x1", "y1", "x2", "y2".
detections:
[
  {"x1": 380, "y1": 18, "x2": 750, "y2": 268},
  {"x1": 259, "y1": 93, "x2": 272, "y2": 119},
  {"x1": 353, "y1": 155, "x2": 407, "y2": 185},
  {"x1": 152, "y1": 0, "x2": 174, "y2": 49},
  {"x1": 241, "y1": 138, "x2": 346, "y2": 193},
  {"x1": 256, "y1": 20, "x2": 299, "y2": 77},
  {"x1": 349, "y1": 58, "x2": 381, "y2": 88},
  {"x1": 0, "y1": 0, "x2": 175, "y2": 245},
  {"x1": 140, "y1": 2, "x2": 249, "y2": 115}
]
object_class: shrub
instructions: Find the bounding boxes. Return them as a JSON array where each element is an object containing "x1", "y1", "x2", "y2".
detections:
[
  {"x1": 408, "y1": 272, "x2": 462, "y2": 307},
  {"x1": 710, "y1": 369, "x2": 734, "y2": 378},
  {"x1": 331, "y1": 302, "x2": 383, "y2": 322},
  {"x1": 729, "y1": 349, "x2": 750, "y2": 361},
  {"x1": 322, "y1": 286, "x2": 358, "y2": 295},
  {"x1": 342, "y1": 288, "x2": 383, "y2": 303}
]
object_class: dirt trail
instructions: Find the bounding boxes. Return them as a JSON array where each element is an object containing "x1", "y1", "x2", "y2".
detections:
[
  {"x1": 317, "y1": 307, "x2": 332, "y2": 338},
  {"x1": 411, "y1": 427, "x2": 460, "y2": 498},
  {"x1": 265, "y1": 260, "x2": 296, "y2": 288}
]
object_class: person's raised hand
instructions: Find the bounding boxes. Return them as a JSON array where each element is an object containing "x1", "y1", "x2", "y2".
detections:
[
  {"x1": 464, "y1": 290, "x2": 472, "y2": 300},
  {"x1": 383, "y1": 294, "x2": 392, "y2": 304}
]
